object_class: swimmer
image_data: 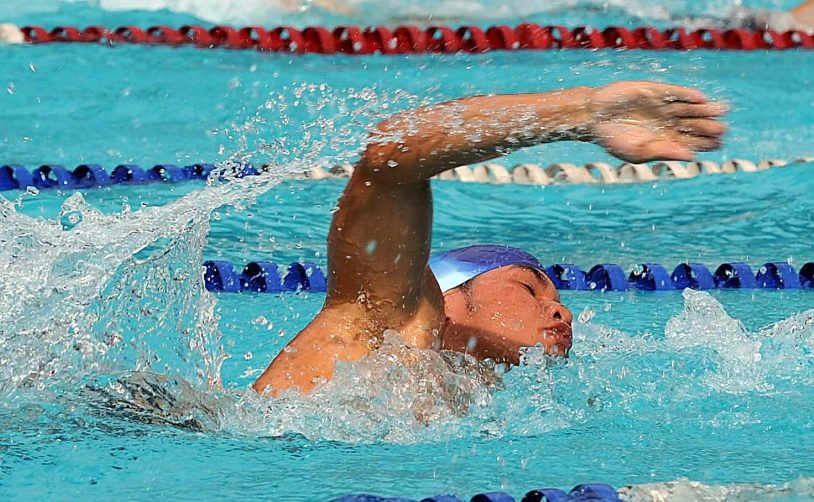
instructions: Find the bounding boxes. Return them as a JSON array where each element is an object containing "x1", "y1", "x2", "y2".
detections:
[
  {"x1": 253, "y1": 81, "x2": 728, "y2": 395},
  {"x1": 726, "y1": 0, "x2": 814, "y2": 32},
  {"x1": 0, "y1": 24, "x2": 24, "y2": 44}
]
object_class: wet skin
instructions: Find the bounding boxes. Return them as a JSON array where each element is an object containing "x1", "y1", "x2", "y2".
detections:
[
  {"x1": 441, "y1": 265, "x2": 573, "y2": 364},
  {"x1": 253, "y1": 81, "x2": 728, "y2": 395}
]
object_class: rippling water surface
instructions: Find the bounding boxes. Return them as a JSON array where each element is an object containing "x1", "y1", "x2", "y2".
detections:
[{"x1": 1, "y1": 0, "x2": 814, "y2": 501}]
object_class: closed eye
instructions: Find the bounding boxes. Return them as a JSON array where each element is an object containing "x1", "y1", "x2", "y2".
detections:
[{"x1": 522, "y1": 283, "x2": 535, "y2": 296}]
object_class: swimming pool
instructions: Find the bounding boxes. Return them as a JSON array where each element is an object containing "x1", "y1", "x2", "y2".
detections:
[{"x1": 2, "y1": 1, "x2": 814, "y2": 501}]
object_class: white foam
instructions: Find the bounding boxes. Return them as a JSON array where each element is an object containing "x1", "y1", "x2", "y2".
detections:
[{"x1": 621, "y1": 477, "x2": 814, "y2": 501}]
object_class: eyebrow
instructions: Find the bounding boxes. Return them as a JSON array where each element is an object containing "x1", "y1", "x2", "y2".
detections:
[
  {"x1": 528, "y1": 267, "x2": 550, "y2": 287},
  {"x1": 514, "y1": 265, "x2": 550, "y2": 287},
  {"x1": 520, "y1": 266, "x2": 560, "y2": 300}
]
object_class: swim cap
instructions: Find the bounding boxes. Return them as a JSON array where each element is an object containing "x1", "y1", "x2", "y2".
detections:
[{"x1": 429, "y1": 245, "x2": 545, "y2": 293}]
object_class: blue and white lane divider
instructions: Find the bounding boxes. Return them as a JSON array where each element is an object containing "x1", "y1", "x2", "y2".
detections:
[
  {"x1": 329, "y1": 483, "x2": 621, "y2": 502},
  {"x1": 0, "y1": 158, "x2": 806, "y2": 191},
  {"x1": 204, "y1": 260, "x2": 814, "y2": 294}
]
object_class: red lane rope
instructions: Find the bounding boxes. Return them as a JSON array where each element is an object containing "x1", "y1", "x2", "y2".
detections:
[{"x1": 19, "y1": 24, "x2": 814, "y2": 52}]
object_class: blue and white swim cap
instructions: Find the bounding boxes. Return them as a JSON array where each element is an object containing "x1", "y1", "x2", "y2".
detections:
[{"x1": 429, "y1": 245, "x2": 545, "y2": 293}]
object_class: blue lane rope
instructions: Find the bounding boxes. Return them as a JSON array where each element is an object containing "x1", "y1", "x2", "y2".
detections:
[
  {"x1": 328, "y1": 483, "x2": 622, "y2": 502},
  {"x1": 0, "y1": 163, "x2": 262, "y2": 191},
  {"x1": 203, "y1": 260, "x2": 814, "y2": 294}
]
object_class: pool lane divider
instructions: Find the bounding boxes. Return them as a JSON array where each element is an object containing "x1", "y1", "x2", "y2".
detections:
[
  {"x1": 16, "y1": 24, "x2": 814, "y2": 52},
  {"x1": 0, "y1": 157, "x2": 807, "y2": 191},
  {"x1": 0, "y1": 163, "x2": 232, "y2": 191},
  {"x1": 330, "y1": 483, "x2": 622, "y2": 501},
  {"x1": 205, "y1": 260, "x2": 814, "y2": 293}
]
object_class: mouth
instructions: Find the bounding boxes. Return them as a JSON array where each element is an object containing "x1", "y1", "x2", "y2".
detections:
[{"x1": 542, "y1": 322, "x2": 573, "y2": 355}]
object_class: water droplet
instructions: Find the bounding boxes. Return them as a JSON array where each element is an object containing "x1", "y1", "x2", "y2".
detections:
[
  {"x1": 29, "y1": 63, "x2": 36, "y2": 72},
  {"x1": 60, "y1": 210, "x2": 83, "y2": 230},
  {"x1": 7, "y1": 82, "x2": 15, "y2": 94},
  {"x1": 26, "y1": 186, "x2": 39, "y2": 196},
  {"x1": 244, "y1": 351, "x2": 253, "y2": 360},
  {"x1": 387, "y1": 160, "x2": 399, "y2": 168},
  {"x1": 365, "y1": 240, "x2": 377, "y2": 254},
  {"x1": 577, "y1": 307, "x2": 596, "y2": 323},
  {"x1": 466, "y1": 336, "x2": 478, "y2": 351}
]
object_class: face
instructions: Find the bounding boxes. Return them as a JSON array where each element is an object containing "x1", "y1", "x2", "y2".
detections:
[{"x1": 440, "y1": 265, "x2": 573, "y2": 365}]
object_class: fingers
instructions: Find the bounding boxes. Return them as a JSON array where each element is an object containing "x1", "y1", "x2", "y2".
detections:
[
  {"x1": 676, "y1": 118, "x2": 728, "y2": 137},
  {"x1": 636, "y1": 133, "x2": 722, "y2": 163},
  {"x1": 679, "y1": 133, "x2": 722, "y2": 152},
  {"x1": 639, "y1": 140, "x2": 695, "y2": 162},
  {"x1": 649, "y1": 82, "x2": 709, "y2": 104},
  {"x1": 663, "y1": 102, "x2": 729, "y2": 118}
]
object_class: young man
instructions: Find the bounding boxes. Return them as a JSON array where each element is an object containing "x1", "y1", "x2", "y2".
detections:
[{"x1": 253, "y1": 81, "x2": 727, "y2": 395}]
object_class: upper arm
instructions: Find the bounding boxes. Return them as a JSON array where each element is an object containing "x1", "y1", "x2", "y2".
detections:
[{"x1": 324, "y1": 162, "x2": 439, "y2": 322}]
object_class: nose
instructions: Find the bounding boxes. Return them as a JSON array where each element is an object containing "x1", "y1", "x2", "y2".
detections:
[{"x1": 542, "y1": 301, "x2": 573, "y2": 325}]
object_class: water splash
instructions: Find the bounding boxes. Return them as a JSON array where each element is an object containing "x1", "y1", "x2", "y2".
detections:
[
  {"x1": 47, "y1": 288, "x2": 814, "y2": 447},
  {"x1": 0, "y1": 83, "x2": 399, "y2": 406},
  {"x1": 621, "y1": 477, "x2": 814, "y2": 501}
]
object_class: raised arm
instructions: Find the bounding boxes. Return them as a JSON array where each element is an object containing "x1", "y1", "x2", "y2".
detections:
[
  {"x1": 324, "y1": 81, "x2": 725, "y2": 320},
  {"x1": 253, "y1": 81, "x2": 727, "y2": 394},
  {"x1": 322, "y1": 87, "x2": 598, "y2": 343}
]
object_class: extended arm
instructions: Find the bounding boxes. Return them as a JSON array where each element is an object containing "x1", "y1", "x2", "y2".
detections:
[{"x1": 253, "y1": 81, "x2": 727, "y2": 394}]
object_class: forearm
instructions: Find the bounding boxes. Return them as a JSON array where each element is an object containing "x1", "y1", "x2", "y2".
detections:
[{"x1": 357, "y1": 87, "x2": 595, "y2": 183}]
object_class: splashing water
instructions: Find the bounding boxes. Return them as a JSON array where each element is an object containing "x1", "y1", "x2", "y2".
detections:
[
  {"x1": 0, "y1": 83, "x2": 398, "y2": 405},
  {"x1": 620, "y1": 478, "x2": 814, "y2": 501},
  {"x1": 61, "y1": 289, "x2": 814, "y2": 449}
]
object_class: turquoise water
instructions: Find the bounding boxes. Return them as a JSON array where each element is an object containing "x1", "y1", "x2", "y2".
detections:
[{"x1": 2, "y1": 1, "x2": 814, "y2": 501}]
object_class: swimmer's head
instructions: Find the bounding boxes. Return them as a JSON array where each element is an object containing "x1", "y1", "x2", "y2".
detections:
[{"x1": 430, "y1": 245, "x2": 573, "y2": 364}]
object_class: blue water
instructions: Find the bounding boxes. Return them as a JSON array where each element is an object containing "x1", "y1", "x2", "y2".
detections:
[{"x1": 2, "y1": 1, "x2": 814, "y2": 501}]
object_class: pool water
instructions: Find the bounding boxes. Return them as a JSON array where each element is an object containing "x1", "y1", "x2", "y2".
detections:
[{"x1": 2, "y1": 1, "x2": 814, "y2": 501}]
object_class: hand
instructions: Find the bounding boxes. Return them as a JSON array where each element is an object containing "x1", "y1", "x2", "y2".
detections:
[{"x1": 587, "y1": 81, "x2": 728, "y2": 163}]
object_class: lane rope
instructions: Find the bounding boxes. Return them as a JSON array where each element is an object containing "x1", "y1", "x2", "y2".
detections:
[
  {"x1": 9, "y1": 23, "x2": 814, "y2": 52},
  {"x1": 309, "y1": 157, "x2": 812, "y2": 185},
  {"x1": 204, "y1": 259, "x2": 814, "y2": 293},
  {"x1": 0, "y1": 157, "x2": 808, "y2": 192},
  {"x1": 330, "y1": 483, "x2": 621, "y2": 501}
]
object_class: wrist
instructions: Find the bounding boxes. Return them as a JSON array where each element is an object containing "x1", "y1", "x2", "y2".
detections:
[
  {"x1": 564, "y1": 86, "x2": 597, "y2": 142},
  {"x1": 531, "y1": 86, "x2": 596, "y2": 143}
]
